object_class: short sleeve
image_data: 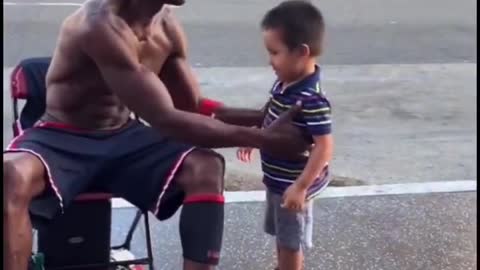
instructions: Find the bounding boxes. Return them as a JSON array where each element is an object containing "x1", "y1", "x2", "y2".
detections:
[{"x1": 301, "y1": 93, "x2": 332, "y2": 136}]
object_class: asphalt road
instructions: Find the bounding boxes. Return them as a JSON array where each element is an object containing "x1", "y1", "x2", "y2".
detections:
[
  {"x1": 4, "y1": 2, "x2": 477, "y2": 268},
  {"x1": 113, "y1": 191, "x2": 477, "y2": 270},
  {"x1": 3, "y1": 0, "x2": 477, "y2": 67}
]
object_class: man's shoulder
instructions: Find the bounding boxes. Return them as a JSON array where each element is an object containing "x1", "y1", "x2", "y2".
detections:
[
  {"x1": 85, "y1": 14, "x2": 123, "y2": 35},
  {"x1": 74, "y1": 2, "x2": 130, "y2": 39},
  {"x1": 156, "y1": 6, "x2": 187, "y2": 51},
  {"x1": 76, "y1": 12, "x2": 134, "y2": 55},
  {"x1": 158, "y1": 5, "x2": 180, "y2": 23}
]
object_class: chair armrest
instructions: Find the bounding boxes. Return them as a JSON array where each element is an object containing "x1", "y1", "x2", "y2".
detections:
[{"x1": 11, "y1": 66, "x2": 29, "y2": 99}]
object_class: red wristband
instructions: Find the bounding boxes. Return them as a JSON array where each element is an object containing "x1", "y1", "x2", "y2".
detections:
[{"x1": 198, "y1": 98, "x2": 223, "y2": 116}]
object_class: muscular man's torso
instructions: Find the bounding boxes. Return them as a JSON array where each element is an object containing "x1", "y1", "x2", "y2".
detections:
[{"x1": 44, "y1": 1, "x2": 180, "y2": 129}]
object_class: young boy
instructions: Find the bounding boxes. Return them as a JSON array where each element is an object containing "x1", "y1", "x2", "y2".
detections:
[{"x1": 236, "y1": 1, "x2": 333, "y2": 269}]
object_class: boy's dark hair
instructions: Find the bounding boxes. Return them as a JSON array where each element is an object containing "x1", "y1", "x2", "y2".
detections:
[{"x1": 261, "y1": 0, "x2": 324, "y2": 56}]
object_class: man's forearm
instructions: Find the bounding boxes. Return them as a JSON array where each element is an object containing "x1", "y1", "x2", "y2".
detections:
[{"x1": 150, "y1": 109, "x2": 266, "y2": 149}]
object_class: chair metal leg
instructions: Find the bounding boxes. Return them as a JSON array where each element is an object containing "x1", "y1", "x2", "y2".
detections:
[
  {"x1": 144, "y1": 212, "x2": 155, "y2": 270},
  {"x1": 111, "y1": 210, "x2": 155, "y2": 269},
  {"x1": 123, "y1": 210, "x2": 143, "y2": 250},
  {"x1": 111, "y1": 209, "x2": 143, "y2": 250}
]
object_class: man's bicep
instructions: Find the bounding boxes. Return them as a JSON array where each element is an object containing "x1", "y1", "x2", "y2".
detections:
[
  {"x1": 160, "y1": 56, "x2": 201, "y2": 112},
  {"x1": 159, "y1": 10, "x2": 202, "y2": 112}
]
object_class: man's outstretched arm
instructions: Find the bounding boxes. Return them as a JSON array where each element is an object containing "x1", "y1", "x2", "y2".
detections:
[{"x1": 81, "y1": 20, "x2": 265, "y2": 148}]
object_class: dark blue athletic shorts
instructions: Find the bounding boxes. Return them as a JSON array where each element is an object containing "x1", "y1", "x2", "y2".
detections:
[{"x1": 4, "y1": 119, "x2": 195, "y2": 221}]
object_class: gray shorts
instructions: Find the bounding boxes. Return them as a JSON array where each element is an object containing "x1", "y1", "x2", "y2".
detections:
[{"x1": 264, "y1": 190, "x2": 314, "y2": 251}]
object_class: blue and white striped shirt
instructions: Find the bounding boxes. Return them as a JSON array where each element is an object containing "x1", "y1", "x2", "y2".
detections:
[{"x1": 261, "y1": 66, "x2": 331, "y2": 199}]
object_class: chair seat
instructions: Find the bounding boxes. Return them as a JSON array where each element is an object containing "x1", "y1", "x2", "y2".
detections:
[{"x1": 74, "y1": 193, "x2": 113, "y2": 202}]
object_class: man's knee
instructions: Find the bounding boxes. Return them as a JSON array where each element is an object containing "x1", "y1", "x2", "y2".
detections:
[
  {"x1": 179, "y1": 149, "x2": 225, "y2": 194},
  {"x1": 3, "y1": 154, "x2": 45, "y2": 214}
]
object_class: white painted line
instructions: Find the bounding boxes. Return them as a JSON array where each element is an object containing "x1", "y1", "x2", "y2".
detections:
[
  {"x1": 112, "y1": 199, "x2": 135, "y2": 209},
  {"x1": 4, "y1": 2, "x2": 82, "y2": 7},
  {"x1": 111, "y1": 180, "x2": 477, "y2": 208},
  {"x1": 317, "y1": 180, "x2": 476, "y2": 197},
  {"x1": 3, "y1": 2, "x2": 179, "y2": 7}
]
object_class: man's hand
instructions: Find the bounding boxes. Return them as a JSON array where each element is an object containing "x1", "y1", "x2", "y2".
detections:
[
  {"x1": 281, "y1": 183, "x2": 307, "y2": 212},
  {"x1": 261, "y1": 101, "x2": 310, "y2": 158}
]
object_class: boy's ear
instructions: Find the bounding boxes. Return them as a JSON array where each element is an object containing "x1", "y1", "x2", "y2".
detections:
[{"x1": 298, "y1": 44, "x2": 311, "y2": 57}]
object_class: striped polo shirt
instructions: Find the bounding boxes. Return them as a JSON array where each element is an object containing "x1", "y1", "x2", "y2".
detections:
[{"x1": 260, "y1": 65, "x2": 332, "y2": 200}]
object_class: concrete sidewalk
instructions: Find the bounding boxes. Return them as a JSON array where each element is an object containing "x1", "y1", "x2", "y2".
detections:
[
  {"x1": 3, "y1": 64, "x2": 477, "y2": 188},
  {"x1": 112, "y1": 190, "x2": 477, "y2": 270}
]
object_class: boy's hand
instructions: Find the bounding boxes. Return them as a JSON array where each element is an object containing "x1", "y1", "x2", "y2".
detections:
[
  {"x1": 281, "y1": 183, "x2": 307, "y2": 212},
  {"x1": 237, "y1": 147, "x2": 254, "y2": 162}
]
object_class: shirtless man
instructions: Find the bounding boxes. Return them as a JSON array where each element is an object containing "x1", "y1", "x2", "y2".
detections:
[{"x1": 3, "y1": 0, "x2": 307, "y2": 269}]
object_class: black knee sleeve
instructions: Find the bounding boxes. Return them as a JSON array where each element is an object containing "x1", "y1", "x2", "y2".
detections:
[{"x1": 179, "y1": 194, "x2": 225, "y2": 265}]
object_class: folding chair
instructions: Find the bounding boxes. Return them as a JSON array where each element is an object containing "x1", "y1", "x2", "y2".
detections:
[{"x1": 10, "y1": 57, "x2": 155, "y2": 270}]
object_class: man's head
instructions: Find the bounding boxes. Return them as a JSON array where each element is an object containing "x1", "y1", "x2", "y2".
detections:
[
  {"x1": 261, "y1": 0, "x2": 325, "y2": 83},
  {"x1": 162, "y1": 0, "x2": 185, "y2": 6}
]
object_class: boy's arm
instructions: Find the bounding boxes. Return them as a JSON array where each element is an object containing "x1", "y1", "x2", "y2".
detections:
[
  {"x1": 295, "y1": 134, "x2": 333, "y2": 189},
  {"x1": 282, "y1": 95, "x2": 333, "y2": 211},
  {"x1": 282, "y1": 93, "x2": 332, "y2": 211},
  {"x1": 282, "y1": 134, "x2": 332, "y2": 211},
  {"x1": 295, "y1": 93, "x2": 333, "y2": 189}
]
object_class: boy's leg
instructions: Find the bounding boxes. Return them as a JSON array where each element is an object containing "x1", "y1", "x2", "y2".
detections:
[
  {"x1": 277, "y1": 245, "x2": 303, "y2": 270},
  {"x1": 264, "y1": 191, "x2": 281, "y2": 269},
  {"x1": 275, "y1": 195, "x2": 313, "y2": 270}
]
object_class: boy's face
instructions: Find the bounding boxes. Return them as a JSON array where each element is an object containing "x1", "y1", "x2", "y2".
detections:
[{"x1": 262, "y1": 29, "x2": 310, "y2": 83}]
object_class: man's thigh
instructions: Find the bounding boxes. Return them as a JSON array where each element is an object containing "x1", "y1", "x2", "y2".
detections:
[
  {"x1": 4, "y1": 124, "x2": 113, "y2": 220},
  {"x1": 99, "y1": 122, "x2": 195, "y2": 219}
]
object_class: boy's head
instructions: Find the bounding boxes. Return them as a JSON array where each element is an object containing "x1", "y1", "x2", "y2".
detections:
[{"x1": 261, "y1": 0, "x2": 325, "y2": 83}]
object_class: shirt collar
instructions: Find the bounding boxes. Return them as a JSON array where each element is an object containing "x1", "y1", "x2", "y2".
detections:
[{"x1": 273, "y1": 65, "x2": 321, "y2": 95}]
